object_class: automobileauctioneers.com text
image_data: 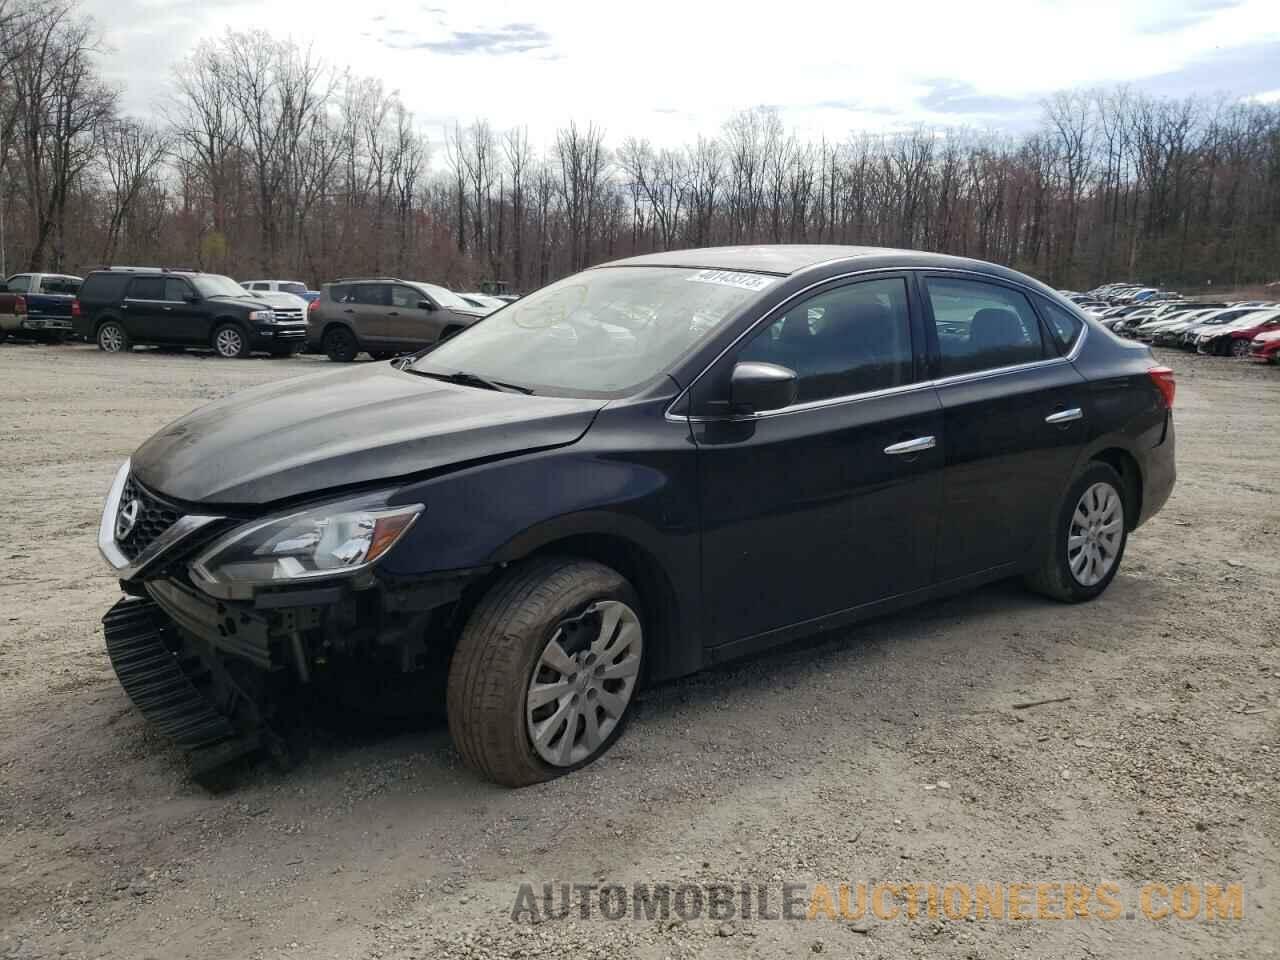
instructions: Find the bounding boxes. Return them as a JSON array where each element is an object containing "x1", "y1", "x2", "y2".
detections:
[{"x1": 511, "y1": 881, "x2": 1245, "y2": 924}]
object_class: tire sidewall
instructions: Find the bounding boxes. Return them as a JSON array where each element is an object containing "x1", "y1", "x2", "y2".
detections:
[
  {"x1": 1050, "y1": 463, "x2": 1129, "y2": 602},
  {"x1": 449, "y1": 559, "x2": 644, "y2": 786}
]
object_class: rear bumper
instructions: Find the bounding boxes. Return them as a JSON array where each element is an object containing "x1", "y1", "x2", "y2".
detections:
[{"x1": 1137, "y1": 413, "x2": 1176, "y2": 527}]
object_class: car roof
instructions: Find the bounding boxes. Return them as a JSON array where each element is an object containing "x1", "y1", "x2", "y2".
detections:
[{"x1": 597, "y1": 244, "x2": 1047, "y2": 283}]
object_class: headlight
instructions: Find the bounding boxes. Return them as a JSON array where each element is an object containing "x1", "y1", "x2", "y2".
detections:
[
  {"x1": 189, "y1": 491, "x2": 422, "y2": 599},
  {"x1": 248, "y1": 309, "x2": 275, "y2": 322}
]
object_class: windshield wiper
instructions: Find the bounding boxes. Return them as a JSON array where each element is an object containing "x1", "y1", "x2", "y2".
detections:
[{"x1": 405, "y1": 368, "x2": 533, "y2": 395}]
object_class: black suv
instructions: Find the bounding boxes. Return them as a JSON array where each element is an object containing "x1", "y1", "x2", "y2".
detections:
[
  {"x1": 308, "y1": 278, "x2": 488, "y2": 361},
  {"x1": 73, "y1": 268, "x2": 309, "y2": 358},
  {"x1": 95, "y1": 246, "x2": 1175, "y2": 787}
]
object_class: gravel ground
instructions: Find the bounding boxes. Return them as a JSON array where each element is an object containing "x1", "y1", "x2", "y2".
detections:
[{"x1": 0, "y1": 341, "x2": 1277, "y2": 960}]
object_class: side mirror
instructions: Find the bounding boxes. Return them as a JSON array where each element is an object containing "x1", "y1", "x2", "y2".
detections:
[
  {"x1": 730, "y1": 361, "x2": 798, "y2": 413},
  {"x1": 184, "y1": 293, "x2": 200, "y2": 303},
  {"x1": 0, "y1": 283, "x2": 7, "y2": 293},
  {"x1": 418, "y1": 299, "x2": 437, "y2": 311}
]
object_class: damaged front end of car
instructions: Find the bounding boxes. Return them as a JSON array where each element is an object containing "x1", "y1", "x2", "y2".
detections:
[{"x1": 98, "y1": 460, "x2": 488, "y2": 780}]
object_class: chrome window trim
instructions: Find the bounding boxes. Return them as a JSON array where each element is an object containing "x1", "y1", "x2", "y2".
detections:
[
  {"x1": 98, "y1": 460, "x2": 223, "y2": 580},
  {"x1": 664, "y1": 265, "x2": 1088, "y2": 424}
]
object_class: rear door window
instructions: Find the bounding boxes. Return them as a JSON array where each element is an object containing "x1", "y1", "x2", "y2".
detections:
[
  {"x1": 353, "y1": 284, "x2": 391, "y2": 307},
  {"x1": 127, "y1": 277, "x2": 166, "y2": 300},
  {"x1": 926, "y1": 277, "x2": 1046, "y2": 377}
]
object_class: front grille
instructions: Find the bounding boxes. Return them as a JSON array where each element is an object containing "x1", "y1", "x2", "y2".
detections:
[
  {"x1": 273, "y1": 308, "x2": 304, "y2": 322},
  {"x1": 116, "y1": 475, "x2": 182, "y2": 561},
  {"x1": 274, "y1": 329, "x2": 306, "y2": 340}
]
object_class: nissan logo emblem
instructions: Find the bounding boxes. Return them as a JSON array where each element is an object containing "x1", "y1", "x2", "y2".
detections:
[{"x1": 115, "y1": 499, "x2": 141, "y2": 541}]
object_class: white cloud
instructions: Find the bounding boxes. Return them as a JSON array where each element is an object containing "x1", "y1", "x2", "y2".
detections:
[{"x1": 84, "y1": 0, "x2": 1280, "y2": 149}]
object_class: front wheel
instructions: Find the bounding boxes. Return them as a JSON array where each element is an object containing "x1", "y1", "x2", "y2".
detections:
[
  {"x1": 323, "y1": 326, "x2": 359, "y2": 362},
  {"x1": 447, "y1": 557, "x2": 644, "y2": 786},
  {"x1": 212, "y1": 323, "x2": 249, "y2": 358},
  {"x1": 1231, "y1": 339, "x2": 1252, "y2": 358},
  {"x1": 1024, "y1": 462, "x2": 1129, "y2": 603}
]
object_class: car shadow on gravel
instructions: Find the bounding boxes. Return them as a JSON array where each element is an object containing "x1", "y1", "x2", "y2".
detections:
[{"x1": 206, "y1": 576, "x2": 1051, "y2": 791}]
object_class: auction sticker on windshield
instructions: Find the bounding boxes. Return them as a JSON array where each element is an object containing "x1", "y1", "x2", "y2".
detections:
[{"x1": 686, "y1": 270, "x2": 777, "y2": 292}]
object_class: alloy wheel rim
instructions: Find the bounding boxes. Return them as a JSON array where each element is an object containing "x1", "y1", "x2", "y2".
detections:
[
  {"x1": 1068, "y1": 481, "x2": 1123, "y2": 587},
  {"x1": 100, "y1": 326, "x2": 122, "y2": 351},
  {"x1": 1231, "y1": 340, "x2": 1250, "y2": 357},
  {"x1": 216, "y1": 329, "x2": 242, "y2": 356},
  {"x1": 526, "y1": 600, "x2": 643, "y2": 767}
]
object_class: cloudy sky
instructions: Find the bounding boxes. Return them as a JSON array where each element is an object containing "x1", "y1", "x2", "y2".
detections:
[{"x1": 84, "y1": 0, "x2": 1280, "y2": 145}]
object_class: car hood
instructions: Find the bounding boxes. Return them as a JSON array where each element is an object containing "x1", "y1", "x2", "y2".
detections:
[
  {"x1": 131, "y1": 363, "x2": 605, "y2": 506},
  {"x1": 252, "y1": 291, "x2": 309, "y2": 309}
]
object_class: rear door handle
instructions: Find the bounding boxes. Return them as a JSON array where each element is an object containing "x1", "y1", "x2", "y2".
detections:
[
  {"x1": 884, "y1": 436, "x2": 937, "y2": 456},
  {"x1": 1045, "y1": 407, "x2": 1083, "y2": 424}
]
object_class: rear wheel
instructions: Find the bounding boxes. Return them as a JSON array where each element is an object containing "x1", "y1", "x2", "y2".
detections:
[
  {"x1": 447, "y1": 557, "x2": 644, "y2": 787},
  {"x1": 212, "y1": 323, "x2": 249, "y2": 358},
  {"x1": 323, "y1": 326, "x2": 359, "y2": 362},
  {"x1": 97, "y1": 320, "x2": 130, "y2": 353},
  {"x1": 1024, "y1": 462, "x2": 1128, "y2": 603}
]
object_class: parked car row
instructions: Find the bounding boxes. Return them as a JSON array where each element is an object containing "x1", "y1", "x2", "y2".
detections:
[
  {"x1": 1055, "y1": 280, "x2": 1280, "y2": 365},
  {"x1": 0, "y1": 267, "x2": 515, "y2": 359}
]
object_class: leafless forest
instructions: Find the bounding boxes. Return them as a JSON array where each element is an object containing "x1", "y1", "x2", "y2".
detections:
[{"x1": 2, "y1": 0, "x2": 1278, "y2": 291}]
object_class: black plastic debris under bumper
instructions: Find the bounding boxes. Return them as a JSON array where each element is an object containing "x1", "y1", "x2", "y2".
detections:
[{"x1": 103, "y1": 597, "x2": 259, "y2": 772}]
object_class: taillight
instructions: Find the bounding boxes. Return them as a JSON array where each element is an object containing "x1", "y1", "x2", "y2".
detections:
[
  {"x1": 13, "y1": 295, "x2": 25, "y2": 316},
  {"x1": 1148, "y1": 366, "x2": 1176, "y2": 408},
  {"x1": 307, "y1": 299, "x2": 319, "y2": 317},
  {"x1": 71, "y1": 298, "x2": 82, "y2": 318}
]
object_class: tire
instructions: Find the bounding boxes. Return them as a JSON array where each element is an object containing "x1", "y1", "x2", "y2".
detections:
[
  {"x1": 212, "y1": 323, "x2": 249, "y2": 358},
  {"x1": 447, "y1": 557, "x2": 645, "y2": 787},
  {"x1": 323, "y1": 326, "x2": 359, "y2": 362},
  {"x1": 97, "y1": 320, "x2": 130, "y2": 353},
  {"x1": 1230, "y1": 339, "x2": 1251, "y2": 358},
  {"x1": 1024, "y1": 462, "x2": 1129, "y2": 603}
]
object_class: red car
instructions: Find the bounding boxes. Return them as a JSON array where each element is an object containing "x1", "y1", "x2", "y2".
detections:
[
  {"x1": 1249, "y1": 328, "x2": 1280, "y2": 363},
  {"x1": 1196, "y1": 309, "x2": 1280, "y2": 357}
]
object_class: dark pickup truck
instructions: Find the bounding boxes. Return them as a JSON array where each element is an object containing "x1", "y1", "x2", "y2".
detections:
[{"x1": 0, "y1": 272, "x2": 82, "y2": 342}]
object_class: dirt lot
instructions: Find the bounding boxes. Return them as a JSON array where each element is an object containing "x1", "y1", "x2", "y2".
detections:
[{"x1": 1, "y1": 341, "x2": 1277, "y2": 960}]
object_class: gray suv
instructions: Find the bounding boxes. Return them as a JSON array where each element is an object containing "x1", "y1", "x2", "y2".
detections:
[{"x1": 309, "y1": 278, "x2": 488, "y2": 361}]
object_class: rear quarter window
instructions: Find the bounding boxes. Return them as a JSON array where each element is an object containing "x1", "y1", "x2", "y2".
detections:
[
  {"x1": 79, "y1": 273, "x2": 133, "y2": 302},
  {"x1": 1038, "y1": 298, "x2": 1086, "y2": 353}
]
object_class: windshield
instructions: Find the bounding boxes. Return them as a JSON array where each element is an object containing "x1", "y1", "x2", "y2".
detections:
[
  {"x1": 417, "y1": 283, "x2": 471, "y2": 310},
  {"x1": 408, "y1": 266, "x2": 773, "y2": 397},
  {"x1": 194, "y1": 275, "x2": 252, "y2": 298}
]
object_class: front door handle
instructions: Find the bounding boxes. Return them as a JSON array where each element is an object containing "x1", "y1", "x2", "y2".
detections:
[
  {"x1": 1045, "y1": 407, "x2": 1083, "y2": 424},
  {"x1": 884, "y1": 436, "x2": 937, "y2": 456}
]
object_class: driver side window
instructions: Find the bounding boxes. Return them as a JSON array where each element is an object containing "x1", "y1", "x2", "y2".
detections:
[
  {"x1": 391, "y1": 285, "x2": 420, "y2": 309},
  {"x1": 737, "y1": 277, "x2": 914, "y2": 404}
]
